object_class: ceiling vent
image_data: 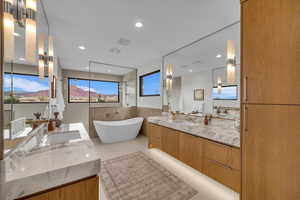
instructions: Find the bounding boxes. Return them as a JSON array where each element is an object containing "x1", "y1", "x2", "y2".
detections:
[
  {"x1": 192, "y1": 60, "x2": 202, "y2": 65},
  {"x1": 118, "y1": 38, "x2": 131, "y2": 46},
  {"x1": 109, "y1": 48, "x2": 121, "y2": 54},
  {"x1": 180, "y1": 65, "x2": 189, "y2": 68}
]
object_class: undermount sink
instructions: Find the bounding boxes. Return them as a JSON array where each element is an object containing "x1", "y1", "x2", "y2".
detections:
[{"x1": 44, "y1": 131, "x2": 81, "y2": 146}]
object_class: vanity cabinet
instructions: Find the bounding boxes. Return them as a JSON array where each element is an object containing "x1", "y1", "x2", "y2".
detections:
[
  {"x1": 148, "y1": 123, "x2": 162, "y2": 149},
  {"x1": 179, "y1": 133, "x2": 203, "y2": 172},
  {"x1": 161, "y1": 126, "x2": 179, "y2": 159},
  {"x1": 241, "y1": 0, "x2": 300, "y2": 105},
  {"x1": 148, "y1": 122, "x2": 241, "y2": 192},
  {"x1": 18, "y1": 176, "x2": 99, "y2": 200}
]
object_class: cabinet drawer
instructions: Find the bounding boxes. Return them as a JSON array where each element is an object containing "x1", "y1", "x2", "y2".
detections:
[
  {"x1": 204, "y1": 141, "x2": 230, "y2": 166},
  {"x1": 203, "y1": 158, "x2": 240, "y2": 192}
]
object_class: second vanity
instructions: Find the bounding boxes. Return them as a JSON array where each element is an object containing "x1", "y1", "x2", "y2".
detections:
[
  {"x1": 147, "y1": 115, "x2": 241, "y2": 192},
  {"x1": 0, "y1": 123, "x2": 101, "y2": 200}
]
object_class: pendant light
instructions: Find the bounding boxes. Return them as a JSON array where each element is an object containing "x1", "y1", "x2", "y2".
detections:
[
  {"x1": 25, "y1": 0, "x2": 37, "y2": 63},
  {"x1": 38, "y1": 33, "x2": 45, "y2": 79},
  {"x1": 38, "y1": 34, "x2": 55, "y2": 80},
  {"x1": 227, "y1": 40, "x2": 236, "y2": 84},
  {"x1": 3, "y1": 0, "x2": 15, "y2": 61},
  {"x1": 166, "y1": 64, "x2": 173, "y2": 91},
  {"x1": 48, "y1": 36, "x2": 54, "y2": 82},
  {"x1": 2, "y1": 0, "x2": 37, "y2": 63}
]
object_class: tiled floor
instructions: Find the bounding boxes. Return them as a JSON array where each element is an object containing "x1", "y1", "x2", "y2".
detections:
[{"x1": 92, "y1": 135, "x2": 239, "y2": 200}]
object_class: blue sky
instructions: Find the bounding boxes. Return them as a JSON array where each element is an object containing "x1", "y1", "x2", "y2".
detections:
[
  {"x1": 70, "y1": 79, "x2": 119, "y2": 95},
  {"x1": 142, "y1": 72, "x2": 160, "y2": 95},
  {"x1": 212, "y1": 86, "x2": 237, "y2": 100},
  {"x1": 4, "y1": 74, "x2": 49, "y2": 93}
]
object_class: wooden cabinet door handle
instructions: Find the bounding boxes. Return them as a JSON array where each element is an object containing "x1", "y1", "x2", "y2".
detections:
[
  {"x1": 244, "y1": 106, "x2": 248, "y2": 132},
  {"x1": 243, "y1": 76, "x2": 248, "y2": 102}
]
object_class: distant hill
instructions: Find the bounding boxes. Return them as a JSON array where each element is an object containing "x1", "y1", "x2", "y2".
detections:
[{"x1": 15, "y1": 90, "x2": 49, "y2": 97}]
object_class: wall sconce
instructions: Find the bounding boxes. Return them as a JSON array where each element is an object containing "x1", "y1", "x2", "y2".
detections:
[
  {"x1": 3, "y1": 0, "x2": 37, "y2": 63},
  {"x1": 227, "y1": 40, "x2": 236, "y2": 85},
  {"x1": 166, "y1": 64, "x2": 173, "y2": 91},
  {"x1": 48, "y1": 36, "x2": 54, "y2": 82},
  {"x1": 217, "y1": 78, "x2": 222, "y2": 94},
  {"x1": 38, "y1": 34, "x2": 55, "y2": 80}
]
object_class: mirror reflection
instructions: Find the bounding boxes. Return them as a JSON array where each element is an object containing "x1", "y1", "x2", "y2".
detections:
[
  {"x1": 3, "y1": 1, "x2": 57, "y2": 154},
  {"x1": 163, "y1": 22, "x2": 240, "y2": 120}
]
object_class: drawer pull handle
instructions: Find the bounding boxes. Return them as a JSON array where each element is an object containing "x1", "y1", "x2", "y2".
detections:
[
  {"x1": 244, "y1": 106, "x2": 248, "y2": 132},
  {"x1": 244, "y1": 76, "x2": 248, "y2": 102}
]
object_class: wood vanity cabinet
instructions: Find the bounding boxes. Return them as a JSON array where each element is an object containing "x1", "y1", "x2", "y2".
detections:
[
  {"x1": 179, "y1": 133, "x2": 203, "y2": 172},
  {"x1": 161, "y1": 126, "x2": 179, "y2": 159},
  {"x1": 148, "y1": 122, "x2": 241, "y2": 192},
  {"x1": 241, "y1": 0, "x2": 300, "y2": 105},
  {"x1": 18, "y1": 176, "x2": 99, "y2": 200}
]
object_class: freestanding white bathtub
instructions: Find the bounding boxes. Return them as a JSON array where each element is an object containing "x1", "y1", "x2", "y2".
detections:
[{"x1": 93, "y1": 117, "x2": 144, "y2": 143}]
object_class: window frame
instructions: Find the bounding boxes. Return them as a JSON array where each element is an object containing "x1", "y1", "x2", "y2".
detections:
[
  {"x1": 68, "y1": 77, "x2": 120, "y2": 104},
  {"x1": 139, "y1": 70, "x2": 161, "y2": 97},
  {"x1": 4, "y1": 72, "x2": 50, "y2": 104},
  {"x1": 212, "y1": 85, "x2": 238, "y2": 101}
]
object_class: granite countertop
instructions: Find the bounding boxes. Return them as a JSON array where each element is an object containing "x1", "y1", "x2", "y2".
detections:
[
  {"x1": 148, "y1": 116, "x2": 240, "y2": 148},
  {"x1": 0, "y1": 123, "x2": 101, "y2": 200}
]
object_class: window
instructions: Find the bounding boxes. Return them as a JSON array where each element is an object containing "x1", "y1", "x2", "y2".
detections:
[
  {"x1": 140, "y1": 70, "x2": 160, "y2": 96},
  {"x1": 68, "y1": 78, "x2": 120, "y2": 103},
  {"x1": 212, "y1": 85, "x2": 238, "y2": 100},
  {"x1": 4, "y1": 73, "x2": 49, "y2": 104}
]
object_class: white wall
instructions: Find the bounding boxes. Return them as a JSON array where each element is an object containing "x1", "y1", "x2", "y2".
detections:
[
  {"x1": 181, "y1": 70, "x2": 213, "y2": 114},
  {"x1": 137, "y1": 65, "x2": 162, "y2": 109}
]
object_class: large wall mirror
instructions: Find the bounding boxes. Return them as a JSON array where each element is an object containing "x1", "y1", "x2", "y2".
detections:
[
  {"x1": 2, "y1": 0, "x2": 59, "y2": 155},
  {"x1": 162, "y1": 22, "x2": 240, "y2": 120}
]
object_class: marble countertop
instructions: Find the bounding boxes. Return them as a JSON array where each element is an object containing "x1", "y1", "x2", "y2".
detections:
[
  {"x1": 148, "y1": 116, "x2": 240, "y2": 148},
  {"x1": 1, "y1": 123, "x2": 101, "y2": 200}
]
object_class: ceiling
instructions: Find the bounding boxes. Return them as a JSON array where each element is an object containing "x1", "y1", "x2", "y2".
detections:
[
  {"x1": 40, "y1": 0, "x2": 240, "y2": 71},
  {"x1": 165, "y1": 22, "x2": 240, "y2": 77}
]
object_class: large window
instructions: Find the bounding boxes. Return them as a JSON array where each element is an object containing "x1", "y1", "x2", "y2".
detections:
[
  {"x1": 4, "y1": 73, "x2": 49, "y2": 104},
  {"x1": 139, "y1": 70, "x2": 160, "y2": 96},
  {"x1": 212, "y1": 85, "x2": 238, "y2": 100},
  {"x1": 68, "y1": 78, "x2": 120, "y2": 103}
]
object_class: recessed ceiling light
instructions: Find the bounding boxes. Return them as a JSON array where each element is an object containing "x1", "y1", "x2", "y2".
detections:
[
  {"x1": 216, "y1": 54, "x2": 222, "y2": 58},
  {"x1": 13, "y1": 32, "x2": 21, "y2": 37},
  {"x1": 107, "y1": 69, "x2": 112, "y2": 73},
  {"x1": 135, "y1": 22, "x2": 143, "y2": 28},
  {"x1": 78, "y1": 46, "x2": 86, "y2": 50},
  {"x1": 189, "y1": 69, "x2": 193, "y2": 72},
  {"x1": 19, "y1": 57, "x2": 25, "y2": 61}
]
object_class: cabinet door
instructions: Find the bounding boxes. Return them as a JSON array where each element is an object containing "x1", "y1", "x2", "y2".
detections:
[
  {"x1": 242, "y1": 105, "x2": 300, "y2": 200},
  {"x1": 148, "y1": 123, "x2": 162, "y2": 149},
  {"x1": 161, "y1": 127, "x2": 179, "y2": 159},
  {"x1": 242, "y1": 0, "x2": 300, "y2": 104},
  {"x1": 179, "y1": 133, "x2": 203, "y2": 171}
]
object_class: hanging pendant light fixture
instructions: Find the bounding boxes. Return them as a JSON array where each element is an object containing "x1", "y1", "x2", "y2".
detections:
[
  {"x1": 227, "y1": 40, "x2": 236, "y2": 85},
  {"x1": 38, "y1": 33, "x2": 45, "y2": 79},
  {"x1": 217, "y1": 77, "x2": 222, "y2": 94},
  {"x1": 166, "y1": 64, "x2": 173, "y2": 91},
  {"x1": 3, "y1": 0, "x2": 15, "y2": 61},
  {"x1": 48, "y1": 36, "x2": 54, "y2": 82},
  {"x1": 38, "y1": 34, "x2": 55, "y2": 80},
  {"x1": 25, "y1": 0, "x2": 37, "y2": 63},
  {"x1": 2, "y1": 0, "x2": 37, "y2": 63}
]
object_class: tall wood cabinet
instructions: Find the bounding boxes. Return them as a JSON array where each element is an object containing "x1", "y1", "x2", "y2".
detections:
[
  {"x1": 242, "y1": 0, "x2": 300, "y2": 105},
  {"x1": 241, "y1": 0, "x2": 300, "y2": 199}
]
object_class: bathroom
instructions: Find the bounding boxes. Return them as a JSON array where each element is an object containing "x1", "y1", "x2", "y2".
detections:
[{"x1": 1, "y1": 0, "x2": 299, "y2": 200}]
